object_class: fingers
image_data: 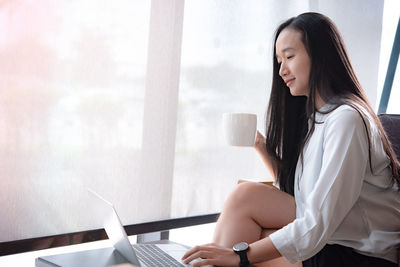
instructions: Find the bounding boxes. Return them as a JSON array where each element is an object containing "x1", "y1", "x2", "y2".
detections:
[
  {"x1": 255, "y1": 130, "x2": 266, "y2": 142},
  {"x1": 182, "y1": 243, "x2": 222, "y2": 265},
  {"x1": 182, "y1": 245, "x2": 200, "y2": 262},
  {"x1": 192, "y1": 258, "x2": 213, "y2": 267},
  {"x1": 181, "y1": 243, "x2": 238, "y2": 267},
  {"x1": 254, "y1": 131, "x2": 267, "y2": 151},
  {"x1": 183, "y1": 250, "x2": 214, "y2": 266},
  {"x1": 182, "y1": 243, "x2": 215, "y2": 262}
]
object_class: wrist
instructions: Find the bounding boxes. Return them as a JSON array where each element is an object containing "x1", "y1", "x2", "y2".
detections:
[
  {"x1": 254, "y1": 143, "x2": 267, "y2": 153},
  {"x1": 233, "y1": 242, "x2": 250, "y2": 267}
]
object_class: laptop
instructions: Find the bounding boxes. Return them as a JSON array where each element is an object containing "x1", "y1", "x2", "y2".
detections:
[
  {"x1": 36, "y1": 190, "x2": 208, "y2": 267},
  {"x1": 87, "y1": 189, "x2": 207, "y2": 267}
]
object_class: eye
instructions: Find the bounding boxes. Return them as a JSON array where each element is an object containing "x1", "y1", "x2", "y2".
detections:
[{"x1": 287, "y1": 55, "x2": 294, "y2": 59}]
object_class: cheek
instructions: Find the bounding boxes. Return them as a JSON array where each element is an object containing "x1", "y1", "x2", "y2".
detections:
[
  {"x1": 296, "y1": 65, "x2": 310, "y2": 95},
  {"x1": 301, "y1": 68, "x2": 310, "y2": 83},
  {"x1": 299, "y1": 62, "x2": 310, "y2": 83}
]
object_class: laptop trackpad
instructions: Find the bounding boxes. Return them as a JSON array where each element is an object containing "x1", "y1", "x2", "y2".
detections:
[{"x1": 156, "y1": 244, "x2": 213, "y2": 267}]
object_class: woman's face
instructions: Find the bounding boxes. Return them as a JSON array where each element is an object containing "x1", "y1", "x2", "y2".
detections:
[{"x1": 275, "y1": 28, "x2": 311, "y2": 97}]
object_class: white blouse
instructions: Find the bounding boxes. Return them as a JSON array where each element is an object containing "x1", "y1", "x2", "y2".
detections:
[{"x1": 269, "y1": 104, "x2": 400, "y2": 264}]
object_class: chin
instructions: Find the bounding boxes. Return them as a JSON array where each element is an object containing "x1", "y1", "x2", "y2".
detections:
[
  {"x1": 289, "y1": 89, "x2": 300, "y2": 96},
  {"x1": 289, "y1": 87, "x2": 307, "y2": 97}
]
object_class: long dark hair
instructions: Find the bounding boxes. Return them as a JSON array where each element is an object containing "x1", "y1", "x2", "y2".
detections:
[{"x1": 266, "y1": 12, "x2": 400, "y2": 195}]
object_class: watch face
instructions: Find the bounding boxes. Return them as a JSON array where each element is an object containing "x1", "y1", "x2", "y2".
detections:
[{"x1": 233, "y1": 242, "x2": 249, "y2": 252}]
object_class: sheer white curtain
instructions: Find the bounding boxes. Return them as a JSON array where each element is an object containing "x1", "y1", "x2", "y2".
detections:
[
  {"x1": 171, "y1": 0, "x2": 309, "y2": 217},
  {"x1": 0, "y1": 0, "x2": 384, "y2": 243},
  {"x1": 0, "y1": 0, "x2": 152, "y2": 242},
  {"x1": 170, "y1": 0, "x2": 385, "y2": 217}
]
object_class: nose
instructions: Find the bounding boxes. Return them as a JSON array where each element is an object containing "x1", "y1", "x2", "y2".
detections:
[{"x1": 279, "y1": 61, "x2": 288, "y2": 77}]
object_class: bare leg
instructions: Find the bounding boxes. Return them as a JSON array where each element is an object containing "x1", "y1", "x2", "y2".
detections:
[
  {"x1": 214, "y1": 182, "x2": 296, "y2": 246},
  {"x1": 213, "y1": 182, "x2": 301, "y2": 266}
]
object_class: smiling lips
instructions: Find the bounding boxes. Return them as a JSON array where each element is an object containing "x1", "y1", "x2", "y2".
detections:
[{"x1": 284, "y1": 78, "x2": 295, "y2": 87}]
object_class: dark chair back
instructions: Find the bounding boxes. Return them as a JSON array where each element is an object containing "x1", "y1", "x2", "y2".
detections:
[{"x1": 378, "y1": 114, "x2": 400, "y2": 161}]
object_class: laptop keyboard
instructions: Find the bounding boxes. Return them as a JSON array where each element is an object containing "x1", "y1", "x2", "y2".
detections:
[{"x1": 132, "y1": 244, "x2": 185, "y2": 267}]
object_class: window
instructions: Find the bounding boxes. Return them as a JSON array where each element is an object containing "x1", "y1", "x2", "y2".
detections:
[
  {"x1": 0, "y1": 0, "x2": 386, "y2": 251},
  {"x1": 377, "y1": 0, "x2": 400, "y2": 113}
]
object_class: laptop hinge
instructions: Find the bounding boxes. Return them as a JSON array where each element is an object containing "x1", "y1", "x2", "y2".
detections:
[{"x1": 137, "y1": 231, "x2": 169, "y2": 243}]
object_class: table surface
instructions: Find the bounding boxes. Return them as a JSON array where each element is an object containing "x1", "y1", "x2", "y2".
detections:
[{"x1": 0, "y1": 236, "x2": 182, "y2": 267}]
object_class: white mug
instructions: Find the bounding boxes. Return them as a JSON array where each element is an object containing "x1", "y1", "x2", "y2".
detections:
[{"x1": 222, "y1": 113, "x2": 257, "y2": 146}]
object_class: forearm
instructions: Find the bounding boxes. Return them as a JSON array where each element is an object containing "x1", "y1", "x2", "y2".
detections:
[
  {"x1": 256, "y1": 148, "x2": 278, "y2": 181},
  {"x1": 248, "y1": 237, "x2": 282, "y2": 264},
  {"x1": 254, "y1": 131, "x2": 278, "y2": 180}
]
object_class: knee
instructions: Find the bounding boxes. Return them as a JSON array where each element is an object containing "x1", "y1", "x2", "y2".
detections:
[
  {"x1": 225, "y1": 182, "x2": 271, "y2": 209},
  {"x1": 232, "y1": 182, "x2": 260, "y2": 200}
]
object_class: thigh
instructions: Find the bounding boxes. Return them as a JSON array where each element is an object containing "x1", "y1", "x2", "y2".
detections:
[{"x1": 226, "y1": 182, "x2": 296, "y2": 229}]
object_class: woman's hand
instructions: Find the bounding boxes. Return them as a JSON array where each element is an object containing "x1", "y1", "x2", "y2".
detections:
[
  {"x1": 182, "y1": 243, "x2": 239, "y2": 267},
  {"x1": 254, "y1": 130, "x2": 267, "y2": 154}
]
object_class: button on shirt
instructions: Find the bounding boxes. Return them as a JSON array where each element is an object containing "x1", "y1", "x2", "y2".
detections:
[{"x1": 269, "y1": 104, "x2": 400, "y2": 264}]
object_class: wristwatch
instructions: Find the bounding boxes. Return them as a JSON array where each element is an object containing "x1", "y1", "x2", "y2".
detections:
[{"x1": 233, "y1": 242, "x2": 250, "y2": 267}]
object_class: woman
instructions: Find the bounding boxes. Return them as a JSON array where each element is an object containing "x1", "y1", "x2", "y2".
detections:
[{"x1": 182, "y1": 12, "x2": 400, "y2": 267}]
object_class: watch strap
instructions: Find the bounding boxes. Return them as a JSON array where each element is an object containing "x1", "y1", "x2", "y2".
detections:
[{"x1": 238, "y1": 252, "x2": 250, "y2": 267}]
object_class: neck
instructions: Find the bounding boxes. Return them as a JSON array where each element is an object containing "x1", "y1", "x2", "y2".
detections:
[{"x1": 315, "y1": 91, "x2": 326, "y2": 109}]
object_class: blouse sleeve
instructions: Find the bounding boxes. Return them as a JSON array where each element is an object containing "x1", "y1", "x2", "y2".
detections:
[{"x1": 269, "y1": 108, "x2": 370, "y2": 263}]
